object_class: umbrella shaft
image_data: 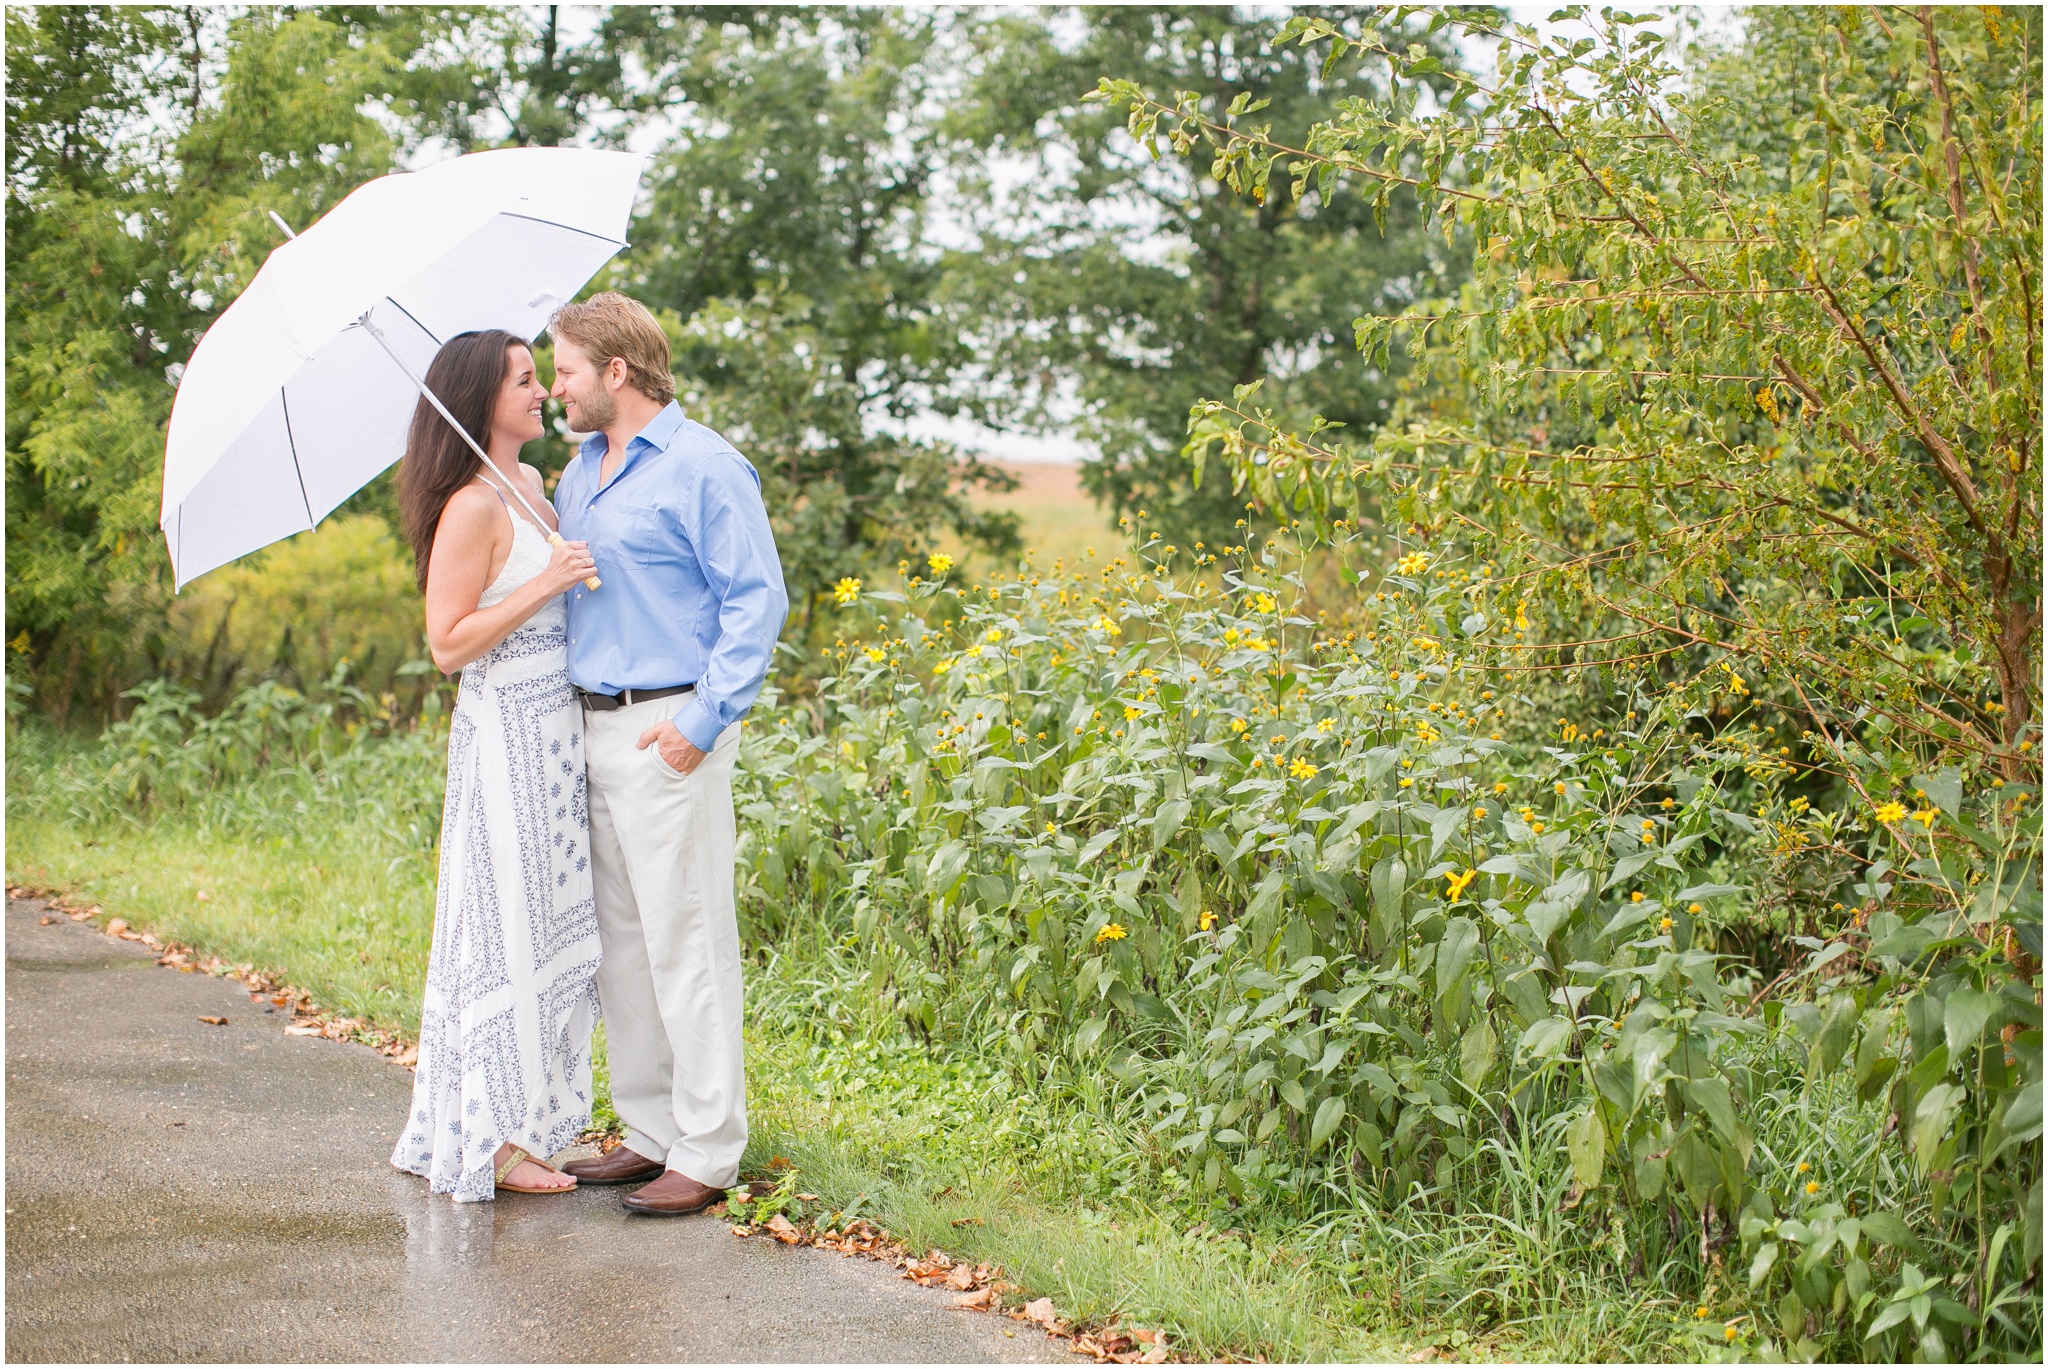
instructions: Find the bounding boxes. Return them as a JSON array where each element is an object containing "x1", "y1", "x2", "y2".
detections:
[{"x1": 356, "y1": 311, "x2": 599, "y2": 591}]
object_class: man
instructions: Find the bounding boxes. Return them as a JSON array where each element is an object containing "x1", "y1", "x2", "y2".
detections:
[{"x1": 546, "y1": 292, "x2": 788, "y2": 1215}]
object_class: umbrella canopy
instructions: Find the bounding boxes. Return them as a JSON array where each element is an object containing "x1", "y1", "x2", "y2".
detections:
[{"x1": 161, "y1": 146, "x2": 645, "y2": 588}]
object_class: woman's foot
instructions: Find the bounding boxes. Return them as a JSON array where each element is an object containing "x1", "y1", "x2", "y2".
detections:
[{"x1": 494, "y1": 1142, "x2": 575, "y2": 1191}]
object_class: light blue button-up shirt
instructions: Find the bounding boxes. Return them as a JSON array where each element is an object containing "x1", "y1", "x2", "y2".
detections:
[{"x1": 555, "y1": 402, "x2": 788, "y2": 752}]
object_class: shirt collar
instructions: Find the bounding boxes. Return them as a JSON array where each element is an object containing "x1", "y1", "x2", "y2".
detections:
[{"x1": 576, "y1": 401, "x2": 687, "y2": 467}]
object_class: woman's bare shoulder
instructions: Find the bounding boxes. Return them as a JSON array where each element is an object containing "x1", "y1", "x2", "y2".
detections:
[{"x1": 435, "y1": 482, "x2": 506, "y2": 543}]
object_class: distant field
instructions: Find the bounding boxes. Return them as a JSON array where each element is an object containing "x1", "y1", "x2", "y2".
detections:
[{"x1": 954, "y1": 459, "x2": 1116, "y2": 576}]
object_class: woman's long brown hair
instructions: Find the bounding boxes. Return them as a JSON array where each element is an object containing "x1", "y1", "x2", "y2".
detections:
[{"x1": 395, "y1": 329, "x2": 527, "y2": 593}]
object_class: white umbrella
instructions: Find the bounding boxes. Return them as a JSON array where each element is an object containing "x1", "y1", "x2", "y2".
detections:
[{"x1": 161, "y1": 146, "x2": 645, "y2": 589}]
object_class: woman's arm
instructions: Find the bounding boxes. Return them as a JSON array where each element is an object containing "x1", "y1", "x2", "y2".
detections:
[{"x1": 424, "y1": 486, "x2": 594, "y2": 673}]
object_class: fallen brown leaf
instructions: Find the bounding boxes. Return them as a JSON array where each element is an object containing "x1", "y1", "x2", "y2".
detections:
[
  {"x1": 106, "y1": 918, "x2": 127, "y2": 935},
  {"x1": 1024, "y1": 1297, "x2": 1061, "y2": 1330},
  {"x1": 197, "y1": 1015, "x2": 227, "y2": 1026},
  {"x1": 39, "y1": 915, "x2": 55, "y2": 926},
  {"x1": 765, "y1": 1213, "x2": 800, "y2": 1243},
  {"x1": 952, "y1": 1287, "x2": 997, "y2": 1311}
]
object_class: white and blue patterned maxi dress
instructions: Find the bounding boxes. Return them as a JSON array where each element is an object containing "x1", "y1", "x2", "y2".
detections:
[{"x1": 391, "y1": 509, "x2": 602, "y2": 1201}]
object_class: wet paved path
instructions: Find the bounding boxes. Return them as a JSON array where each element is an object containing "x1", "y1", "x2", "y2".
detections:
[{"x1": 4, "y1": 897, "x2": 1064, "y2": 1362}]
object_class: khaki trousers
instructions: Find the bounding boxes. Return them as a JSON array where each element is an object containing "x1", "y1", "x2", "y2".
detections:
[{"x1": 581, "y1": 696, "x2": 746, "y2": 1187}]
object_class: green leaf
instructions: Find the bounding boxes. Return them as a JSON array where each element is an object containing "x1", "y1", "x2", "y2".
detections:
[
  {"x1": 1910, "y1": 768, "x2": 1962, "y2": 817},
  {"x1": 1310, "y1": 1095, "x2": 1347, "y2": 1150},
  {"x1": 1279, "y1": 1078, "x2": 1309, "y2": 1113},
  {"x1": 925, "y1": 841, "x2": 970, "y2": 896},
  {"x1": 1526, "y1": 896, "x2": 1574, "y2": 943},
  {"x1": 1520, "y1": 1016, "x2": 1572, "y2": 1062},
  {"x1": 1859, "y1": 1211, "x2": 1919, "y2": 1252},
  {"x1": 1911, "y1": 1082, "x2": 1963, "y2": 1178},
  {"x1": 1458, "y1": 1014, "x2": 1497, "y2": 1088},
  {"x1": 1436, "y1": 915, "x2": 1479, "y2": 1001},
  {"x1": 1151, "y1": 798, "x2": 1190, "y2": 851},
  {"x1": 1812, "y1": 993, "x2": 1861, "y2": 1076},
  {"x1": 1942, "y1": 988, "x2": 1998, "y2": 1059},
  {"x1": 2000, "y1": 1080, "x2": 2042, "y2": 1146},
  {"x1": 1687, "y1": 1075, "x2": 1753, "y2": 1163},
  {"x1": 1602, "y1": 851, "x2": 1656, "y2": 890},
  {"x1": 1565, "y1": 1106, "x2": 1605, "y2": 1188},
  {"x1": 1750, "y1": 1241, "x2": 1779, "y2": 1289}
]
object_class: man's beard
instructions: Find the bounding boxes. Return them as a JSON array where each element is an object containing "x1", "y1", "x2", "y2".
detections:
[{"x1": 571, "y1": 383, "x2": 618, "y2": 434}]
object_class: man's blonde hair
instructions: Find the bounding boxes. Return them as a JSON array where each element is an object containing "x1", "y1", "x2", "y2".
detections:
[{"x1": 549, "y1": 292, "x2": 675, "y2": 405}]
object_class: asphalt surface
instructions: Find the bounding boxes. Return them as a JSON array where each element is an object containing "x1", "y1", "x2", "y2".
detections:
[{"x1": 4, "y1": 897, "x2": 1067, "y2": 1363}]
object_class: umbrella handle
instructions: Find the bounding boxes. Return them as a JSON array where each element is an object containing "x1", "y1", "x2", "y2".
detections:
[{"x1": 546, "y1": 528, "x2": 603, "y2": 592}]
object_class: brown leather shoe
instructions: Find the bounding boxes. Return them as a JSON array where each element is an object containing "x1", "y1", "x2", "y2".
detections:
[
  {"x1": 560, "y1": 1146, "x2": 665, "y2": 1186},
  {"x1": 621, "y1": 1169, "x2": 725, "y2": 1216}
]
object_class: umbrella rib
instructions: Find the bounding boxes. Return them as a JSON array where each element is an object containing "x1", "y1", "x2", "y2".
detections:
[
  {"x1": 381, "y1": 296, "x2": 443, "y2": 347},
  {"x1": 498, "y1": 211, "x2": 627, "y2": 248},
  {"x1": 278, "y1": 389, "x2": 317, "y2": 530}
]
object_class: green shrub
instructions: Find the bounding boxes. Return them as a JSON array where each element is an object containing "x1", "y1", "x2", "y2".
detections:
[{"x1": 726, "y1": 533, "x2": 2039, "y2": 1359}]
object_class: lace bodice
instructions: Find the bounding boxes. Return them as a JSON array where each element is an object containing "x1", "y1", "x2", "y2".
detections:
[{"x1": 478, "y1": 505, "x2": 556, "y2": 611}]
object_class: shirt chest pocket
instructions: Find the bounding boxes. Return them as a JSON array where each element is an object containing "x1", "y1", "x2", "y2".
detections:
[{"x1": 608, "y1": 506, "x2": 679, "y2": 566}]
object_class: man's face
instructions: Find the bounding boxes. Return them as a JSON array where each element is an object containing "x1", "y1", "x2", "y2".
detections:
[{"x1": 550, "y1": 338, "x2": 618, "y2": 434}]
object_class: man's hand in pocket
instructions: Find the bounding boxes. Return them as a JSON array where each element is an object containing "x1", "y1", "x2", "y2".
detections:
[{"x1": 636, "y1": 719, "x2": 707, "y2": 775}]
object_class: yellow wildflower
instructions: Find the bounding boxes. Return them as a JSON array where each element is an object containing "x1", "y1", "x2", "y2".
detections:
[
  {"x1": 1473, "y1": 806, "x2": 1487, "y2": 819},
  {"x1": 1200, "y1": 910, "x2": 1216, "y2": 931},
  {"x1": 927, "y1": 552, "x2": 954, "y2": 575},
  {"x1": 1630, "y1": 891, "x2": 1645, "y2": 903},
  {"x1": 1289, "y1": 758, "x2": 1318, "y2": 781},
  {"x1": 833, "y1": 576, "x2": 862, "y2": 605},
  {"x1": 863, "y1": 646, "x2": 887, "y2": 663},
  {"x1": 1095, "y1": 923, "x2": 1127, "y2": 944},
  {"x1": 1094, "y1": 615, "x2": 1122, "y2": 635},
  {"x1": 1493, "y1": 782, "x2": 1509, "y2": 794},
  {"x1": 1248, "y1": 591, "x2": 1277, "y2": 614},
  {"x1": 1874, "y1": 800, "x2": 1908, "y2": 824},
  {"x1": 1804, "y1": 1180, "x2": 1819, "y2": 1196},
  {"x1": 1396, "y1": 551, "x2": 1429, "y2": 575},
  {"x1": 1444, "y1": 869, "x2": 1478, "y2": 901},
  {"x1": 1231, "y1": 717, "x2": 1250, "y2": 734},
  {"x1": 933, "y1": 658, "x2": 954, "y2": 675},
  {"x1": 1124, "y1": 706, "x2": 1142, "y2": 721},
  {"x1": 1554, "y1": 781, "x2": 1567, "y2": 795},
  {"x1": 1911, "y1": 808, "x2": 1939, "y2": 828}
]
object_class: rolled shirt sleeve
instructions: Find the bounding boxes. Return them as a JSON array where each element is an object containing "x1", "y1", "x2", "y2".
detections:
[{"x1": 670, "y1": 461, "x2": 788, "y2": 752}]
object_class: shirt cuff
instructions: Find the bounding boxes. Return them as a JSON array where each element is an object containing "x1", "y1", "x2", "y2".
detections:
[{"x1": 673, "y1": 695, "x2": 722, "y2": 753}]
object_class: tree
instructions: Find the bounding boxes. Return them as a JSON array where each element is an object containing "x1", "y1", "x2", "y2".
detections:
[
  {"x1": 5, "y1": 6, "x2": 506, "y2": 718},
  {"x1": 580, "y1": 6, "x2": 1019, "y2": 640},
  {"x1": 1117, "y1": 6, "x2": 2040, "y2": 776},
  {"x1": 952, "y1": 6, "x2": 1462, "y2": 551}
]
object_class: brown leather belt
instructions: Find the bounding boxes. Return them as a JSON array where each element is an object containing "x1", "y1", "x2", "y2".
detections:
[{"x1": 575, "y1": 683, "x2": 694, "y2": 711}]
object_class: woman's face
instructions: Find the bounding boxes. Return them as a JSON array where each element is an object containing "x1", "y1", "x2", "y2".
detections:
[{"x1": 491, "y1": 345, "x2": 546, "y2": 448}]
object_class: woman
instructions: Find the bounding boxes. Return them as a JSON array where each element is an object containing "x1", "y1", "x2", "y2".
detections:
[{"x1": 389, "y1": 329, "x2": 604, "y2": 1200}]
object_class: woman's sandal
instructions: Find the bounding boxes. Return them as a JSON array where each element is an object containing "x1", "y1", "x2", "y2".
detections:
[{"x1": 494, "y1": 1145, "x2": 578, "y2": 1195}]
